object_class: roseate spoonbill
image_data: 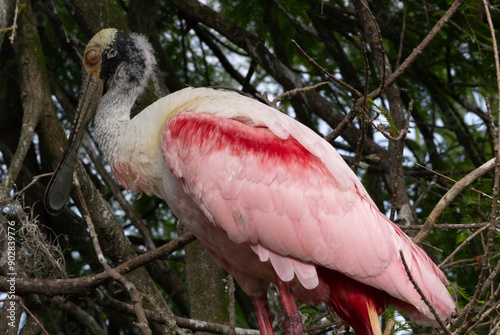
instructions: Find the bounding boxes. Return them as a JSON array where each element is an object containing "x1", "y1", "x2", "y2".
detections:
[{"x1": 45, "y1": 28, "x2": 455, "y2": 335}]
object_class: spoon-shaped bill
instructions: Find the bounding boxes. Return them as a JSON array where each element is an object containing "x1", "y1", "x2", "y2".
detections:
[{"x1": 44, "y1": 74, "x2": 103, "y2": 215}]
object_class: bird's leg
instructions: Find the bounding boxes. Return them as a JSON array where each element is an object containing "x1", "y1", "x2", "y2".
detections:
[
  {"x1": 274, "y1": 273, "x2": 304, "y2": 335},
  {"x1": 251, "y1": 294, "x2": 274, "y2": 335}
]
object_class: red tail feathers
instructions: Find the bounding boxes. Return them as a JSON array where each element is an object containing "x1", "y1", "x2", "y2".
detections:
[{"x1": 319, "y1": 268, "x2": 388, "y2": 335}]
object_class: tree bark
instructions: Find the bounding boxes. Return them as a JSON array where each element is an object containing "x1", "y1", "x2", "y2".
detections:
[
  {"x1": 353, "y1": 0, "x2": 416, "y2": 225},
  {"x1": 186, "y1": 240, "x2": 229, "y2": 330},
  {"x1": 0, "y1": 0, "x2": 16, "y2": 54}
]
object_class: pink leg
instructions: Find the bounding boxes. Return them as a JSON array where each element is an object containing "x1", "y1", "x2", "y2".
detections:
[
  {"x1": 251, "y1": 295, "x2": 274, "y2": 335},
  {"x1": 274, "y1": 273, "x2": 304, "y2": 335}
]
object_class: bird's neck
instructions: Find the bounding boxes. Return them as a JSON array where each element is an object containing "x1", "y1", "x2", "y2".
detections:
[
  {"x1": 93, "y1": 81, "x2": 166, "y2": 196},
  {"x1": 94, "y1": 84, "x2": 142, "y2": 162}
]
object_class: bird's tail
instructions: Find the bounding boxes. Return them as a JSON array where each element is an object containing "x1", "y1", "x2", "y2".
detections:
[
  {"x1": 319, "y1": 267, "x2": 388, "y2": 335},
  {"x1": 391, "y1": 225, "x2": 456, "y2": 326}
]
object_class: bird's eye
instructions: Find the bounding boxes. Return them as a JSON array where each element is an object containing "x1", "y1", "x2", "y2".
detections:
[
  {"x1": 108, "y1": 49, "x2": 117, "y2": 58},
  {"x1": 85, "y1": 48, "x2": 100, "y2": 64}
]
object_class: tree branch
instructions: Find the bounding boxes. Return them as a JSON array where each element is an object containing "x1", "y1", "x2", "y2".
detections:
[
  {"x1": 0, "y1": 232, "x2": 196, "y2": 295},
  {"x1": 366, "y1": 0, "x2": 465, "y2": 101},
  {"x1": 399, "y1": 250, "x2": 452, "y2": 335},
  {"x1": 94, "y1": 290, "x2": 260, "y2": 335},
  {"x1": 74, "y1": 176, "x2": 152, "y2": 335},
  {"x1": 413, "y1": 158, "x2": 496, "y2": 246},
  {"x1": 1, "y1": 1, "x2": 47, "y2": 194}
]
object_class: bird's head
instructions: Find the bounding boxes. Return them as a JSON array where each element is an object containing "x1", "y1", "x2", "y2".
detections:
[
  {"x1": 44, "y1": 28, "x2": 156, "y2": 215},
  {"x1": 82, "y1": 28, "x2": 156, "y2": 94}
]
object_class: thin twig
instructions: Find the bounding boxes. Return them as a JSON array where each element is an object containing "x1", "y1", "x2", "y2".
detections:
[
  {"x1": 486, "y1": 98, "x2": 499, "y2": 151},
  {"x1": 272, "y1": 81, "x2": 330, "y2": 106},
  {"x1": 352, "y1": 33, "x2": 370, "y2": 174},
  {"x1": 324, "y1": 106, "x2": 358, "y2": 143},
  {"x1": 291, "y1": 39, "x2": 362, "y2": 98},
  {"x1": 352, "y1": 112, "x2": 366, "y2": 175},
  {"x1": 358, "y1": 32, "x2": 370, "y2": 103},
  {"x1": 0, "y1": 296, "x2": 50, "y2": 335},
  {"x1": 438, "y1": 225, "x2": 489, "y2": 269},
  {"x1": 462, "y1": 288, "x2": 500, "y2": 335},
  {"x1": 412, "y1": 175, "x2": 437, "y2": 210},
  {"x1": 13, "y1": 172, "x2": 53, "y2": 198},
  {"x1": 53, "y1": 297, "x2": 105, "y2": 335},
  {"x1": 440, "y1": 256, "x2": 484, "y2": 270},
  {"x1": 439, "y1": 251, "x2": 500, "y2": 271},
  {"x1": 0, "y1": 232, "x2": 196, "y2": 296},
  {"x1": 82, "y1": 137, "x2": 180, "y2": 298},
  {"x1": 489, "y1": 321, "x2": 500, "y2": 335},
  {"x1": 412, "y1": 158, "x2": 496, "y2": 246},
  {"x1": 9, "y1": 1, "x2": 23, "y2": 43},
  {"x1": 414, "y1": 162, "x2": 498, "y2": 202},
  {"x1": 401, "y1": 222, "x2": 491, "y2": 230},
  {"x1": 474, "y1": 260, "x2": 500, "y2": 312},
  {"x1": 396, "y1": 0, "x2": 407, "y2": 68},
  {"x1": 273, "y1": 0, "x2": 319, "y2": 38},
  {"x1": 359, "y1": 0, "x2": 387, "y2": 91},
  {"x1": 399, "y1": 250, "x2": 452, "y2": 335},
  {"x1": 303, "y1": 321, "x2": 343, "y2": 333},
  {"x1": 477, "y1": 252, "x2": 500, "y2": 310},
  {"x1": 94, "y1": 290, "x2": 261, "y2": 335},
  {"x1": 1, "y1": 1, "x2": 45, "y2": 194},
  {"x1": 365, "y1": 0, "x2": 465, "y2": 102},
  {"x1": 228, "y1": 274, "x2": 236, "y2": 335}
]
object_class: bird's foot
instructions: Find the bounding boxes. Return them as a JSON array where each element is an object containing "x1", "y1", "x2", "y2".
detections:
[{"x1": 283, "y1": 316, "x2": 304, "y2": 335}]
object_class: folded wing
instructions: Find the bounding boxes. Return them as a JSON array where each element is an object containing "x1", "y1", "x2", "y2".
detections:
[{"x1": 161, "y1": 88, "x2": 454, "y2": 323}]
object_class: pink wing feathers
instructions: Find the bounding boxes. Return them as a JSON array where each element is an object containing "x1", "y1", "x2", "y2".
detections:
[{"x1": 160, "y1": 88, "x2": 454, "y2": 325}]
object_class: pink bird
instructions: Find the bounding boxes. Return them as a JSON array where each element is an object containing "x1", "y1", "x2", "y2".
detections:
[{"x1": 45, "y1": 29, "x2": 455, "y2": 335}]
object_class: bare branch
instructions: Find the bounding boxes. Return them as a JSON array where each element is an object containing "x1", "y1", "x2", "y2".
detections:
[
  {"x1": 414, "y1": 162, "x2": 498, "y2": 202},
  {"x1": 8, "y1": 0, "x2": 23, "y2": 43},
  {"x1": 1, "y1": 1, "x2": 47, "y2": 194},
  {"x1": 366, "y1": 0, "x2": 466, "y2": 101},
  {"x1": 0, "y1": 296, "x2": 50, "y2": 335},
  {"x1": 401, "y1": 223, "x2": 492, "y2": 231},
  {"x1": 355, "y1": 0, "x2": 387, "y2": 91},
  {"x1": 0, "y1": 232, "x2": 196, "y2": 295},
  {"x1": 53, "y1": 297, "x2": 105, "y2": 335},
  {"x1": 228, "y1": 275, "x2": 236, "y2": 335},
  {"x1": 291, "y1": 39, "x2": 362, "y2": 98},
  {"x1": 272, "y1": 81, "x2": 331, "y2": 107},
  {"x1": 413, "y1": 158, "x2": 496, "y2": 246},
  {"x1": 395, "y1": 0, "x2": 407, "y2": 68},
  {"x1": 74, "y1": 175, "x2": 152, "y2": 335},
  {"x1": 12, "y1": 173, "x2": 53, "y2": 198},
  {"x1": 323, "y1": 106, "x2": 358, "y2": 143},
  {"x1": 438, "y1": 225, "x2": 489, "y2": 269},
  {"x1": 399, "y1": 250, "x2": 452, "y2": 335},
  {"x1": 94, "y1": 290, "x2": 261, "y2": 335},
  {"x1": 351, "y1": 32, "x2": 370, "y2": 175}
]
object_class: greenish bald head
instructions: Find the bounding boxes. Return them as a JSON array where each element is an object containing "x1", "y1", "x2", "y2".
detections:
[{"x1": 85, "y1": 28, "x2": 118, "y2": 54}]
